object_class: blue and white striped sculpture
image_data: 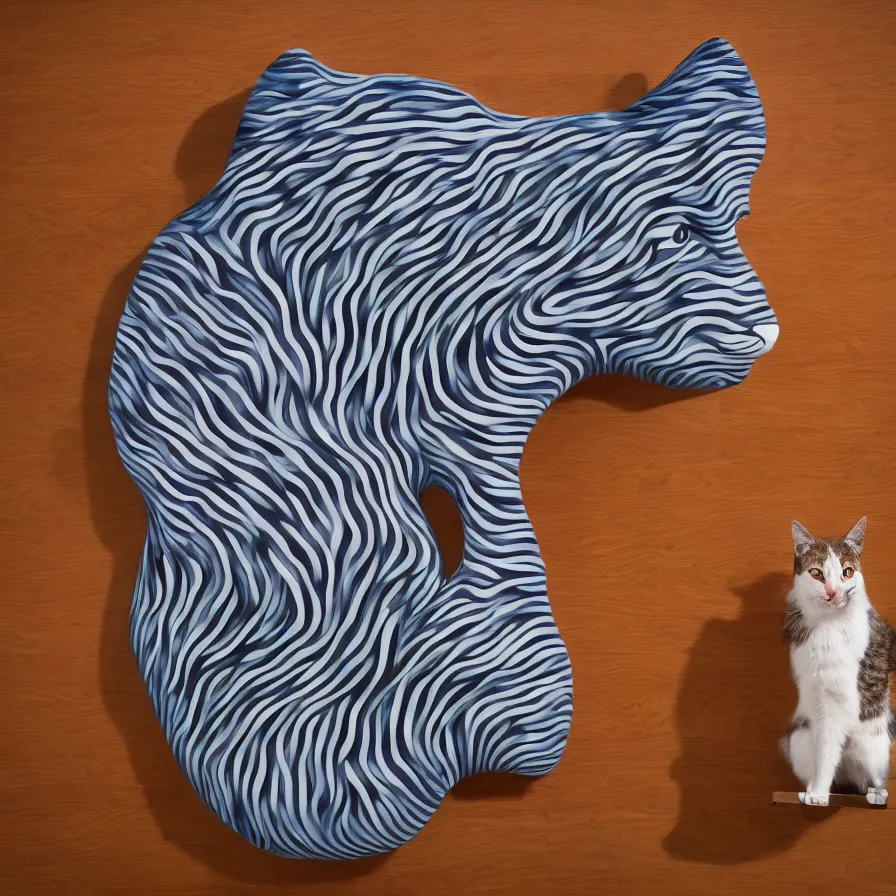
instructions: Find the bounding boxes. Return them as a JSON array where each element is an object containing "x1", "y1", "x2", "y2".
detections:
[{"x1": 109, "y1": 37, "x2": 777, "y2": 859}]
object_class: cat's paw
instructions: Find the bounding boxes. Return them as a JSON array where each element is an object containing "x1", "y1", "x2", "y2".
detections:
[
  {"x1": 799, "y1": 790, "x2": 830, "y2": 806},
  {"x1": 866, "y1": 787, "x2": 888, "y2": 806}
]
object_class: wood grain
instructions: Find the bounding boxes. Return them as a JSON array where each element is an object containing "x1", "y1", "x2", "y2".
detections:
[{"x1": 3, "y1": 1, "x2": 896, "y2": 894}]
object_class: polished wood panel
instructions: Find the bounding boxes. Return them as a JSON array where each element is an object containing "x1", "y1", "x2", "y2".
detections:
[{"x1": 3, "y1": 1, "x2": 896, "y2": 893}]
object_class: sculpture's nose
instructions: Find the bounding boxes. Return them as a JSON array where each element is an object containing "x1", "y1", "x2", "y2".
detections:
[{"x1": 752, "y1": 323, "x2": 779, "y2": 355}]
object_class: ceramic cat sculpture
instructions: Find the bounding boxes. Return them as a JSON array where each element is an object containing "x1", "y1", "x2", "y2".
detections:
[{"x1": 109, "y1": 37, "x2": 777, "y2": 858}]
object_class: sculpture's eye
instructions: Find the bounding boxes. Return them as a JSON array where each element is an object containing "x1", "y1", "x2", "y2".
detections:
[
  {"x1": 843, "y1": 567, "x2": 855, "y2": 579},
  {"x1": 672, "y1": 224, "x2": 690, "y2": 244},
  {"x1": 809, "y1": 568, "x2": 824, "y2": 580}
]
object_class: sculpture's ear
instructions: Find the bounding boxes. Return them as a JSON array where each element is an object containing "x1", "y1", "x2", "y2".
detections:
[
  {"x1": 844, "y1": 516, "x2": 867, "y2": 554},
  {"x1": 791, "y1": 521, "x2": 815, "y2": 557},
  {"x1": 629, "y1": 37, "x2": 765, "y2": 147}
]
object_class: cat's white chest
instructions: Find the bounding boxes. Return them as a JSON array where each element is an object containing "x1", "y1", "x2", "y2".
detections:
[{"x1": 790, "y1": 611, "x2": 869, "y2": 719}]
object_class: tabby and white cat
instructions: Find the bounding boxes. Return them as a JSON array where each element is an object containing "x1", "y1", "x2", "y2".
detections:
[{"x1": 781, "y1": 517, "x2": 895, "y2": 806}]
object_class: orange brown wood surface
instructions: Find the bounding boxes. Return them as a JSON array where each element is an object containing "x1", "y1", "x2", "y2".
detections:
[{"x1": 3, "y1": 1, "x2": 896, "y2": 893}]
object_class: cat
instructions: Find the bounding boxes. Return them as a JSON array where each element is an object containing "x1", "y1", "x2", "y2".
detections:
[{"x1": 780, "y1": 517, "x2": 896, "y2": 806}]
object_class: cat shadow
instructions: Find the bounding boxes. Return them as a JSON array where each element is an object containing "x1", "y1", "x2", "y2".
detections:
[{"x1": 663, "y1": 572, "x2": 833, "y2": 865}]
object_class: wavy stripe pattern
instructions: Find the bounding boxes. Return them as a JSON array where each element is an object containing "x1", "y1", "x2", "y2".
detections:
[{"x1": 109, "y1": 37, "x2": 776, "y2": 859}]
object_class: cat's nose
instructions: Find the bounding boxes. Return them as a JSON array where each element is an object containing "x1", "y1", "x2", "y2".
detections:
[{"x1": 752, "y1": 323, "x2": 779, "y2": 355}]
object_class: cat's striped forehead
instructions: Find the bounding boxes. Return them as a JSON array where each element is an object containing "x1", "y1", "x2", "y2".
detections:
[{"x1": 794, "y1": 538, "x2": 861, "y2": 575}]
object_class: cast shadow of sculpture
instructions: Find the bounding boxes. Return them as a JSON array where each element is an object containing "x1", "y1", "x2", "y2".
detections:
[
  {"x1": 663, "y1": 572, "x2": 832, "y2": 865},
  {"x1": 81, "y1": 70, "x2": 725, "y2": 877},
  {"x1": 605, "y1": 72, "x2": 648, "y2": 111},
  {"x1": 559, "y1": 374, "x2": 702, "y2": 413}
]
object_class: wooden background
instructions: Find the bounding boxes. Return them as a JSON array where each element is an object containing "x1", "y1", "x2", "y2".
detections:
[{"x1": 3, "y1": 1, "x2": 896, "y2": 893}]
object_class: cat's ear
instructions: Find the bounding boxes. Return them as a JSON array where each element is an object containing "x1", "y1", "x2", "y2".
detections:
[
  {"x1": 844, "y1": 516, "x2": 867, "y2": 554},
  {"x1": 791, "y1": 520, "x2": 815, "y2": 557}
]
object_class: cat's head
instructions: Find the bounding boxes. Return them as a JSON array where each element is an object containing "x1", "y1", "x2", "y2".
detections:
[
  {"x1": 790, "y1": 518, "x2": 867, "y2": 612},
  {"x1": 524, "y1": 38, "x2": 776, "y2": 390}
]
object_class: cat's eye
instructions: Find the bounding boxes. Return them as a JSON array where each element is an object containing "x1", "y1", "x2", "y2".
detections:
[
  {"x1": 843, "y1": 567, "x2": 855, "y2": 579},
  {"x1": 672, "y1": 224, "x2": 690, "y2": 244},
  {"x1": 809, "y1": 568, "x2": 824, "y2": 580}
]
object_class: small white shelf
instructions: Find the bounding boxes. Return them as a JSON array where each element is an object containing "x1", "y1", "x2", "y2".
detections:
[{"x1": 771, "y1": 791, "x2": 888, "y2": 810}]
